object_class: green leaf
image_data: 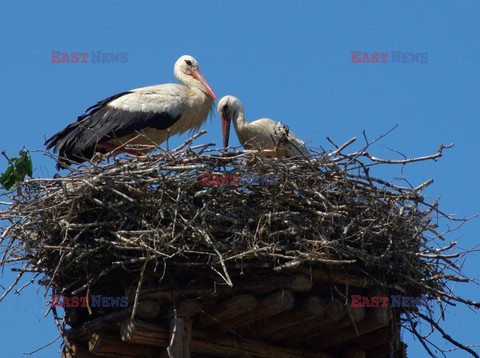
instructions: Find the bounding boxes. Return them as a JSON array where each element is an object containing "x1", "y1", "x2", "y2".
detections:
[
  {"x1": 27, "y1": 154, "x2": 33, "y2": 177},
  {"x1": 15, "y1": 151, "x2": 33, "y2": 178},
  {"x1": 0, "y1": 150, "x2": 33, "y2": 190},
  {"x1": 3, "y1": 174, "x2": 16, "y2": 190},
  {"x1": 0, "y1": 166, "x2": 16, "y2": 190},
  {"x1": 0, "y1": 166, "x2": 14, "y2": 188}
]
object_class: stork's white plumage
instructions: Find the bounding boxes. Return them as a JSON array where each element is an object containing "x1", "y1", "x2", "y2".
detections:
[
  {"x1": 218, "y1": 96, "x2": 310, "y2": 158},
  {"x1": 45, "y1": 55, "x2": 217, "y2": 169}
]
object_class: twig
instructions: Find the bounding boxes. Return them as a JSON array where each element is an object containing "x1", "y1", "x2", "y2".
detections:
[
  {"x1": 22, "y1": 334, "x2": 61, "y2": 355},
  {"x1": 0, "y1": 132, "x2": 477, "y2": 357},
  {"x1": 328, "y1": 137, "x2": 357, "y2": 156},
  {"x1": 418, "y1": 312, "x2": 480, "y2": 357},
  {"x1": 131, "y1": 253, "x2": 149, "y2": 320}
]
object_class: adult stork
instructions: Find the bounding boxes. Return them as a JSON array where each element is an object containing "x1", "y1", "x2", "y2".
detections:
[
  {"x1": 217, "y1": 96, "x2": 310, "y2": 158},
  {"x1": 45, "y1": 55, "x2": 217, "y2": 169}
]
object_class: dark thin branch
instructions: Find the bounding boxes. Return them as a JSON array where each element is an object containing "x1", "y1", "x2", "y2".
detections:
[{"x1": 418, "y1": 312, "x2": 480, "y2": 357}]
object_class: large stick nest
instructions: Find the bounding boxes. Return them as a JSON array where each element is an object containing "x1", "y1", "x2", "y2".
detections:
[{"x1": 0, "y1": 131, "x2": 478, "y2": 356}]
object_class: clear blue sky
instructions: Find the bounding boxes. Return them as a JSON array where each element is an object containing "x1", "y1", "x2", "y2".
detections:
[{"x1": 1, "y1": 1, "x2": 479, "y2": 357}]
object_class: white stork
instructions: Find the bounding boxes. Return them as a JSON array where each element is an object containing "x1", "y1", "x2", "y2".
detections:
[
  {"x1": 45, "y1": 55, "x2": 217, "y2": 169},
  {"x1": 217, "y1": 96, "x2": 310, "y2": 158}
]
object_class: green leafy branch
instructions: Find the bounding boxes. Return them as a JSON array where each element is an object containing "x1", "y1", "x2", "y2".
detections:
[{"x1": 0, "y1": 149, "x2": 33, "y2": 190}]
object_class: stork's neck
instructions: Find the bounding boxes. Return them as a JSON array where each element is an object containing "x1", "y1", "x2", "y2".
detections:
[
  {"x1": 174, "y1": 69, "x2": 209, "y2": 99},
  {"x1": 232, "y1": 103, "x2": 247, "y2": 134}
]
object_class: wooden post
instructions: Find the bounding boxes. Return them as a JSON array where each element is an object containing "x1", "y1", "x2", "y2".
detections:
[
  {"x1": 167, "y1": 315, "x2": 191, "y2": 358},
  {"x1": 166, "y1": 299, "x2": 201, "y2": 358}
]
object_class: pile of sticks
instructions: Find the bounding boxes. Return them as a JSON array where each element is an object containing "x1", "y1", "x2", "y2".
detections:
[{"x1": 0, "y1": 131, "x2": 478, "y2": 356}]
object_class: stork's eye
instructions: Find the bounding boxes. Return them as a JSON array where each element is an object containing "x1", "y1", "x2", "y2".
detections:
[{"x1": 185, "y1": 59, "x2": 192, "y2": 66}]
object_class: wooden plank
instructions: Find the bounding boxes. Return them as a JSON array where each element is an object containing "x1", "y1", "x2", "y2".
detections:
[
  {"x1": 88, "y1": 332, "x2": 157, "y2": 357},
  {"x1": 62, "y1": 343, "x2": 96, "y2": 358},
  {"x1": 121, "y1": 319, "x2": 169, "y2": 347},
  {"x1": 273, "y1": 298, "x2": 346, "y2": 343},
  {"x1": 344, "y1": 347, "x2": 367, "y2": 358},
  {"x1": 303, "y1": 305, "x2": 366, "y2": 339},
  {"x1": 65, "y1": 300, "x2": 161, "y2": 340},
  {"x1": 191, "y1": 330, "x2": 334, "y2": 358},
  {"x1": 247, "y1": 296, "x2": 326, "y2": 339},
  {"x1": 138, "y1": 275, "x2": 311, "y2": 302},
  {"x1": 218, "y1": 290, "x2": 294, "y2": 332},
  {"x1": 309, "y1": 308, "x2": 391, "y2": 350},
  {"x1": 351, "y1": 326, "x2": 390, "y2": 349},
  {"x1": 368, "y1": 344, "x2": 391, "y2": 358},
  {"x1": 197, "y1": 294, "x2": 257, "y2": 328},
  {"x1": 119, "y1": 319, "x2": 333, "y2": 357},
  {"x1": 170, "y1": 299, "x2": 203, "y2": 318},
  {"x1": 300, "y1": 269, "x2": 374, "y2": 288}
]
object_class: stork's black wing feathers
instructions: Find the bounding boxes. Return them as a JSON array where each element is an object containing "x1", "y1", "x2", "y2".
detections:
[
  {"x1": 77, "y1": 91, "x2": 133, "y2": 121},
  {"x1": 45, "y1": 91, "x2": 133, "y2": 151},
  {"x1": 45, "y1": 91, "x2": 182, "y2": 170}
]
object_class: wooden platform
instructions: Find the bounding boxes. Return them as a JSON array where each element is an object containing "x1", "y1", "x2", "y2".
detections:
[{"x1": 60, "y1": 268, "x2": 407, "y2": 358}]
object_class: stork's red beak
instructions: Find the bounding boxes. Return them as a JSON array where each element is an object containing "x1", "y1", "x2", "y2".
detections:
[
  {"x1": 192, "y1": 69, "x2": 217, "y2": 101},
  {"x1": 221, "y1": 114, "x2": 231, "y2": 149}
]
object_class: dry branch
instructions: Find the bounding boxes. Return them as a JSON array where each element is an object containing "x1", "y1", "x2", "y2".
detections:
[{"x1": 0, "y1": 133, "x2": 477, "y2": 356}]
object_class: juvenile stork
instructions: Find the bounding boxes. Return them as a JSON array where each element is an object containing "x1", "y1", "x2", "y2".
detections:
[
  {"x1": 45, "y1": 55, "x2": 217, "y2": 169},
  {"x1": 217, "y1": 96, "x2": 310, "y2": 158}
]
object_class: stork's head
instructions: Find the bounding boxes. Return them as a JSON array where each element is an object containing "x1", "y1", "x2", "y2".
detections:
[
  {"x1": 217, "y1": 95, "x2": 243, "y2": 149},
  {"x1": 174, "y1": 55, "x2": 217, "y2": 101}
]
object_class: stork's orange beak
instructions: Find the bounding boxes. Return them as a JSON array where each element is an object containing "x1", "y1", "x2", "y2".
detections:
[
  {"x1": 221, "y1": 114, "x2": 231, "y2": 149},
  {"x1": 192, "y1": 69, "x2": 217, "y2": 101}
]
